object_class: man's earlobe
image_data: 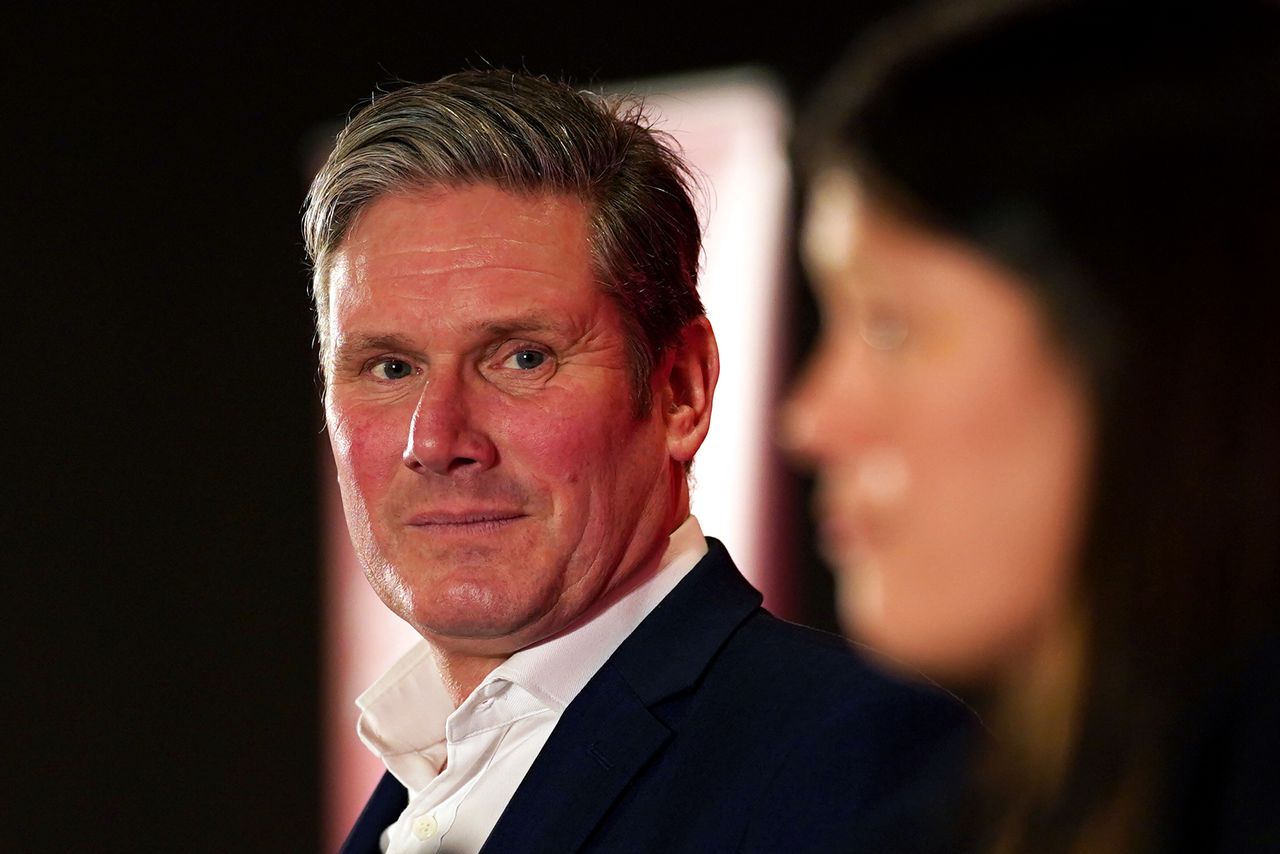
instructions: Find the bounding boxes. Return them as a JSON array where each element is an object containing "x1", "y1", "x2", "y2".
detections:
[{"x1": 665, "y1": 316, "x2": 720, "y2": 463}]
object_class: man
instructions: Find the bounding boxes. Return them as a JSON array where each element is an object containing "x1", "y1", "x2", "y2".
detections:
[{"x1": 305, "y1": 70, "x2": 972, "y2": 853}]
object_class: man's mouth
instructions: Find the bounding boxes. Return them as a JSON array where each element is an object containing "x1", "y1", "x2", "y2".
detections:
[{"x1": 406, "y1": 510, "x2": 527, "y2": 533}]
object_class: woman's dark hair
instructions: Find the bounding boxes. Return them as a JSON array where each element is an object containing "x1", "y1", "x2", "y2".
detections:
[{"x1": 800, "y1": 1, "x2": 1280, "y2": 850}]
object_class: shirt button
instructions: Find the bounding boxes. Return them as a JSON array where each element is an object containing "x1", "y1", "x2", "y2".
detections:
[{"x1": 412, "y1": 814, "x2": 439, "y2": 840}]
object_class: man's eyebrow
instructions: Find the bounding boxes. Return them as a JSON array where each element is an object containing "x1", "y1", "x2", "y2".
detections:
[
  {"x1": 332, "y1": 334, "x2": 418, "y2": 363},
  {"x1": 481, "y1": 315, "x2": 560, "y2": 336}
]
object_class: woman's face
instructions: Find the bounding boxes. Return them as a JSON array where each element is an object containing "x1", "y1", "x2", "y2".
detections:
[{"x1": 783, "y1": 172, "x2": 1093, "y2": 683}]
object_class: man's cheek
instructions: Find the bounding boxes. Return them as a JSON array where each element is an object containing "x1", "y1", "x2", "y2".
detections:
[
  {"x1": 494, "y1": 404, "x2": 599, "y2": 472},
  {"x1": 335, "y1": 406, "x2": 406, "y2": 469}
]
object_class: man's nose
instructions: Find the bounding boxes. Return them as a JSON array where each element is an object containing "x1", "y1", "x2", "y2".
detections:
[{"x1": 402, "y1": 371, "x2": 498, "y2": 475}]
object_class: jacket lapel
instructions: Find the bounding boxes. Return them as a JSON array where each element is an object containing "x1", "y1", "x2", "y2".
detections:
[
  {"x1": 338, "y1": 770, "x2": 408, "y2": 854},
  {"x1": 481, "y1": 539, "x2": 762, "y2": 852},
  {"x1": 480, "y1": 666, "x2": 671, "y2": 853}
]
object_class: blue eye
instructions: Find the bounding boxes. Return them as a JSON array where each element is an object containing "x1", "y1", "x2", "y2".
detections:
[
  {"x1": 508, "y1": 350, "x2": 547, "y2": 370},
  {"x1": 373, "y1": 358, "x2": 414, "y2": 380}
]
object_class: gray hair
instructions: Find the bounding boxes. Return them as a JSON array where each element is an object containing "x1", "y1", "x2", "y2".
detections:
[{"x1": 303, "y1": 70, "x2": 705, "y2": 413}]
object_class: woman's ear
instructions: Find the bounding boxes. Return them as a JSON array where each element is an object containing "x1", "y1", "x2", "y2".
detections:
[{"x1": 660, "y1": 316, "x2": 719, "y2": 462}]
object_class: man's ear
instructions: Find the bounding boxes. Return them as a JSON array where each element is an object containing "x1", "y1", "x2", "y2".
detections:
[{"x1": 661, "y1": 316, "x2": 719, "y2": 463}]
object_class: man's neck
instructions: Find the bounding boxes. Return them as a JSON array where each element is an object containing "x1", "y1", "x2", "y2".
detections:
[{"x1": 428, "y1": 646, "x2": 509, "y2": 708}]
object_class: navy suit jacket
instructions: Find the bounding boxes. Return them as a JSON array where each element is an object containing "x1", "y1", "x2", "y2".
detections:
[{"x1": 339, "y1": 539, "x2": 975, "y2": 853}]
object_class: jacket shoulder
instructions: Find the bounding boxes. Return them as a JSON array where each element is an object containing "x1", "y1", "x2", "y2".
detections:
[{"x1": 724, "y1": 607, "x2": 971, "y2": 721}]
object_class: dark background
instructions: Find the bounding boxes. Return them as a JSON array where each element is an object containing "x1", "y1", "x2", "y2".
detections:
[{"x1": 8, "y1": 3, "x2": 900, "y2": 850}]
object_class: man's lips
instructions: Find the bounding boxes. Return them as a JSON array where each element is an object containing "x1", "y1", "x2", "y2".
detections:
[{"x1": 405, "y1": 510, "x2": 527, "y2": 531}]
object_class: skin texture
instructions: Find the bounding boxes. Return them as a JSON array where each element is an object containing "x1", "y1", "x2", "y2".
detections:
[
  {"x1": 783, "y1": 174, "x2": 1093, "y2": 684},
  {"x1": 323, "y1": 184, "x2": 718, "y2": 702}
]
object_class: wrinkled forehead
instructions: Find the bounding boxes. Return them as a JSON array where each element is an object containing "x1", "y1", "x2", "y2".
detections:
[{"x1": 327, "y1": 184, "x2": 599, "y2": 278}]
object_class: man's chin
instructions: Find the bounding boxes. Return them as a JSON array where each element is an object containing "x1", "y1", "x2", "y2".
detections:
[{"x1": 408, "y1": 603, "x2": 560, "y2": 656}]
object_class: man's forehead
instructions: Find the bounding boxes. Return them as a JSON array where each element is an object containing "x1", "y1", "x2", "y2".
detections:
[
  {"x1": 340, "y1": 185, "x2": 590, "y2": 251},
  {"x1": 326, "y1": 187, "x2": 595, "y2": 295},
  {"x1": 322, "y1": 187, "x2": 620, "y2": 350}
]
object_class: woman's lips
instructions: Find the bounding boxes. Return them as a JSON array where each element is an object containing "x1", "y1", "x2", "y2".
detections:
[
  {"x1": 819, "y1": 515, "x2": 861, "y2": 562},
  {"x1": 816, "y1": 495, "x2": 882, "y2": 566}
]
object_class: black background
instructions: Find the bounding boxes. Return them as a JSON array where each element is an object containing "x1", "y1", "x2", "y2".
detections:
[{"x1": 7, "y1": 3, "x2": 900, "y2": 849}]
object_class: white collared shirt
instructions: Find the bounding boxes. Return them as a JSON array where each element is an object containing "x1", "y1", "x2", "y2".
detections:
[{"x1": 355, "y1": 516, "x2": 709, "y2": 854}]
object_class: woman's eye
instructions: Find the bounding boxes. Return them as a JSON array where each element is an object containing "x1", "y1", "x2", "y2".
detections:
[
  {"x1": 372, "y1": 358, "x2": 414, "y2": 380},
  {"x1": 505, "y1": 349, "x2": 548, "y2": 371},
  {"x1": 860, "y1": 306, "x2": 910, "y2": 351}
]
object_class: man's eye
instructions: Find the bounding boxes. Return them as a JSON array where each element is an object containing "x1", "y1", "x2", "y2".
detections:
[
  {"x1": 505, "y1": 349, "x2": 548, "y2": 371},
  {"x1": 371, "y1": 358, "x2": 415, "y2": 380}
]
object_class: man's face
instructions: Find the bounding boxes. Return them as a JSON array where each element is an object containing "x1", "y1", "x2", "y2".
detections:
[{"x1": 323, "y1": 184, "x2": 688, "y2": 656}]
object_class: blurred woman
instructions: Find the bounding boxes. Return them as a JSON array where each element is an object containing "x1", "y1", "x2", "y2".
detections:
[{"x1": 783, "y1": 2, "x2": 1280, "y2": 851}]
